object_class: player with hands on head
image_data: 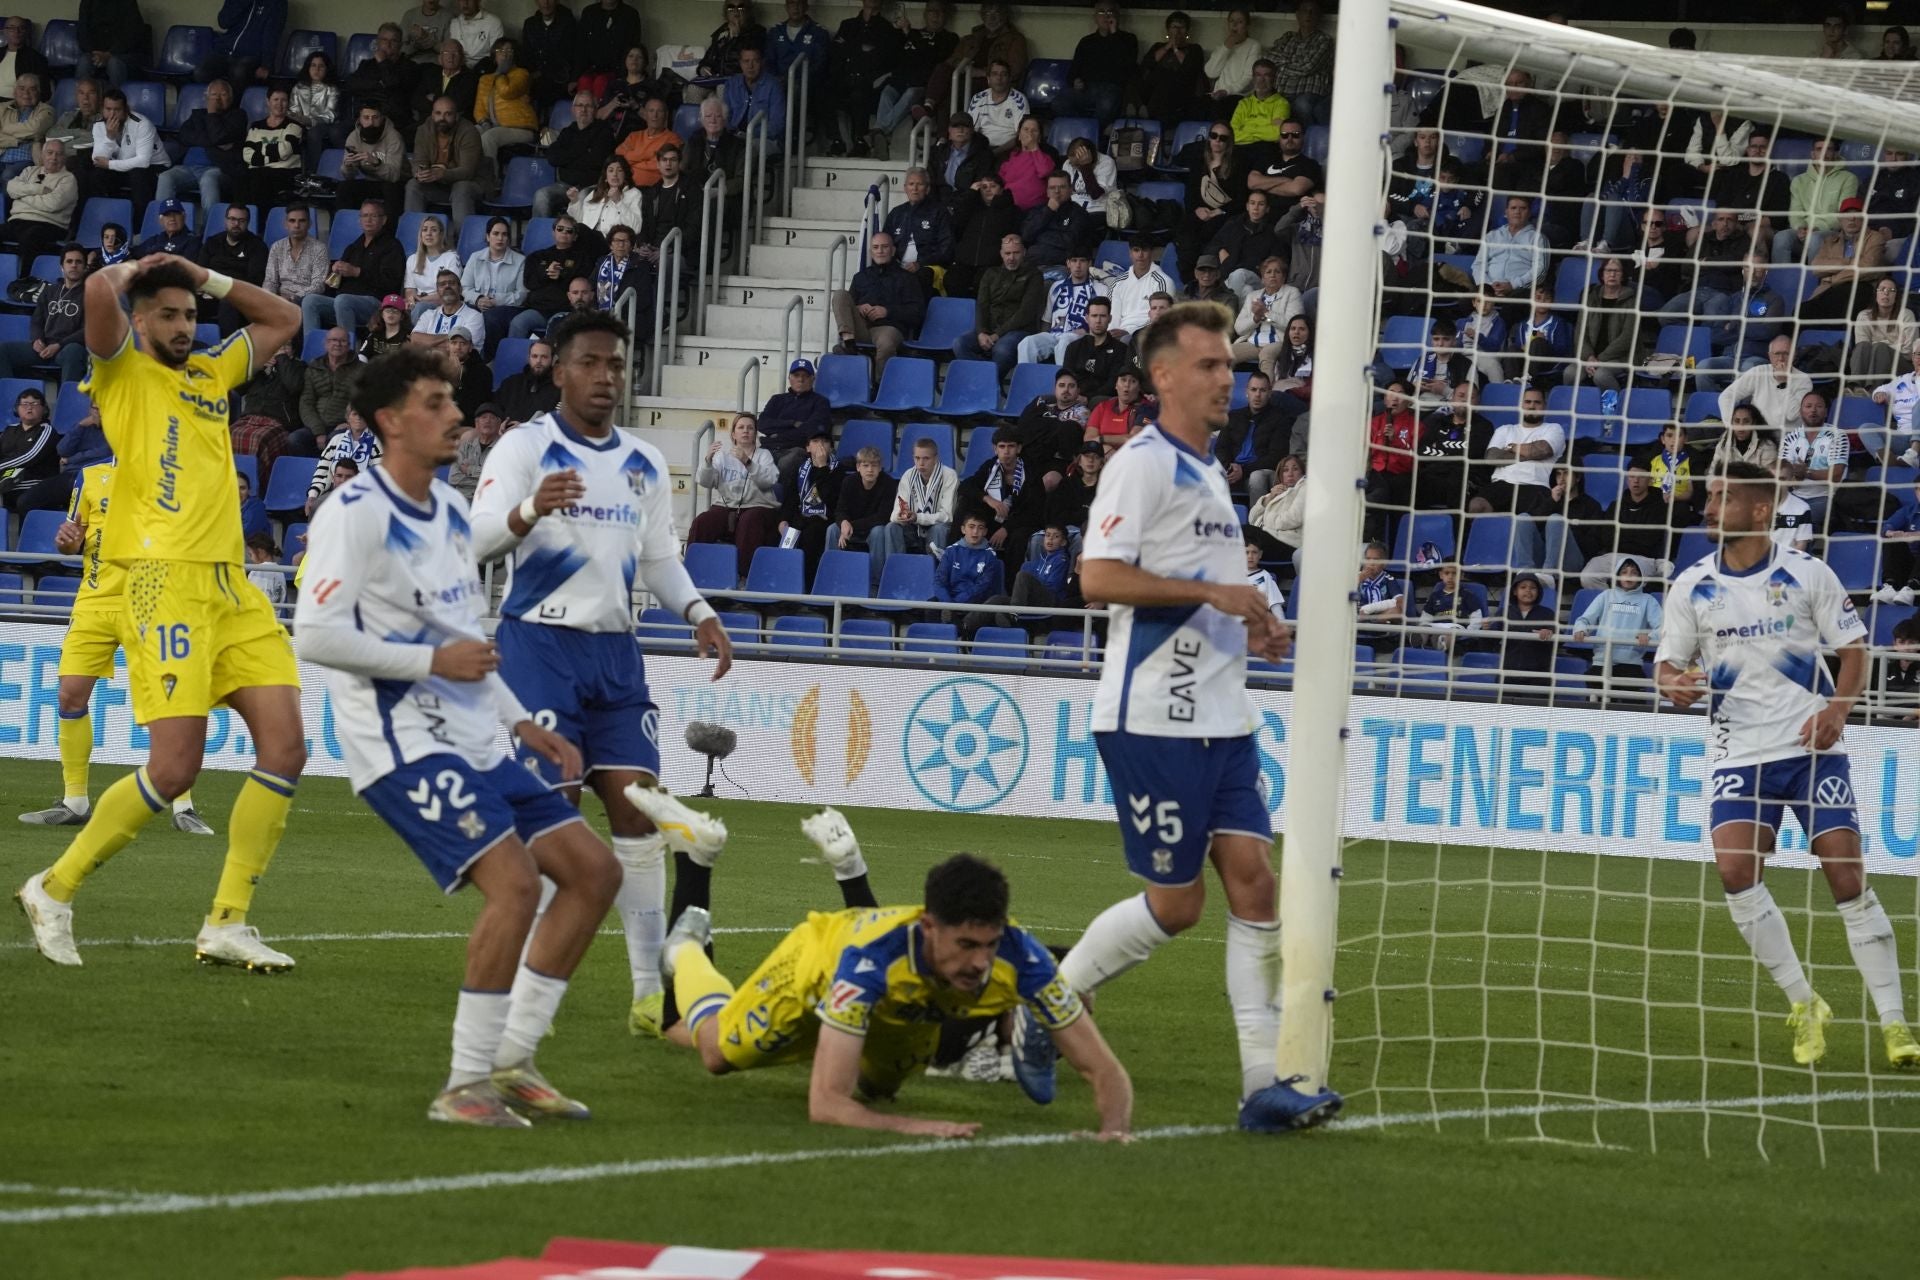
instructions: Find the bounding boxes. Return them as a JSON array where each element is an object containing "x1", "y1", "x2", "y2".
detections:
[
  {"x1": 295, "y1": 345, "x2": 623, "y2": 1127},
  {"x1": 1011, "y1": 300, "x2": 1337, "y2": 1133},
  {"x1": 1655, "y1": 459, "x2": 1919, "y2": 1069},
  {"x1": 17, "y1": 251, "x2": 306, "y2": 972},
  {"x1": 468, "y1": 309, "x2": 734, "y2": 1043}
]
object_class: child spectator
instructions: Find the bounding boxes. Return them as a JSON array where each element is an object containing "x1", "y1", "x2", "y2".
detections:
[
  {"x1": 245, "y1": 532, "x2": 286, "y2": 606},
  {"x1": 1010, "y1": 522, "x2": 1076, "y2": 615},
  {"x1": 1872, "y1": 481, "x2": 1920, "y2": 604},
  {"x1": 237, "y1": 470, "x2": 270, "y2": 541},
  {"x1": 1417, "y1": 562, "x2": 1490, "y2": 652},
  {"x1": 1873, "y1": 616, "x2": 1920, "y2": 724},
  {"x1": 778, "y1": 427, "x2": 842, "y2": 582},
  {"x1": 934, "y1": 512, "x2": 1006, "y2": 635},
  {"x1": 1245, "y1": 540, "x2": 1286, "y2": 621},
  {"x1": 1570, "y1": 556, "x2": 1663, "y2": 699},
  {"x1": 833, "y1": 445, "x2": 893, "y2": 587},
  {"x1": 1497, "y1": 570, "x2": 1557, "y2": 690}
]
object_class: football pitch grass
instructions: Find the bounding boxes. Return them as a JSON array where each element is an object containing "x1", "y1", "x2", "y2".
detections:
[{"x1": 2, "y1": 757, "x2": 1915, "y2": 1280}]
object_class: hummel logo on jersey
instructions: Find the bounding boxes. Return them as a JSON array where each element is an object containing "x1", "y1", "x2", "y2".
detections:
[
  {"x1": 1127, "y1": 792, "x2": 1153, "y2": 833},
  {"x1": 854, "y1": 957, "x2": 878, "y2": 974},
  {"x1": 339, "y1": 490, "x2": 365, "y2": 505}
]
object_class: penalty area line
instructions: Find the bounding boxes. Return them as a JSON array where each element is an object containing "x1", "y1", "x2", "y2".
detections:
[{"x1": 4, "y1": 1089, "x2": 1916, "y2": 1228}]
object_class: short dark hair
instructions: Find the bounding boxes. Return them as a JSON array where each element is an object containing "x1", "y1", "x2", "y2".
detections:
[
  {"x1": 245, "y1": 530, "x2": 277, "y2": 556},
  {"x1": 282, "y1": 203, "x2": 311, "y2": 221},
  {"x1": 548, "y1": 308, "x2": 631, "y2": 361},
  {"x1": 350, "y1": 346, "x2": 457, "y2": 434},
  {"x1": 1894, "y1": 616, "x2": 1920, "y2": 645},
  {"x1": 128, "y1": 262, "x2": 201, "y2": 305},
  {"x1": 1134, "y1": 299, "x2": 1232, "y2": 377},
  {"x1": 923, "y1": 853, "x2": 1010, "y2": 927}
]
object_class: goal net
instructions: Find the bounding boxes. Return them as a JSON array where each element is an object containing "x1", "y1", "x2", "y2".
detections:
[{"x1": 1281, "y1": 0, "x2": 1920, "y2": 1165}]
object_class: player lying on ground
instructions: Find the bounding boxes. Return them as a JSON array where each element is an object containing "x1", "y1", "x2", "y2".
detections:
[
  {"x1": 1010, "y1": 300, "x2": 1342, "y2": 1132},
  {"x1": 294, "y1": 346, "x2": 626, "y2": 1127},
  {"x1": 629, "y1": 792, "x2": 1133, "y2": 1139},
  {"x1": 1655, "y1": 460, "x2": 1919, "y2": 1070},
  {"x1": 17, "y1": 254, "x2": 306, "y2": 973},
  {"x1": 468, "y1": 309, "x2": 733, "y2": 1042},
  {"x1": 18, "y1": 460, "x2": 214, "y2": 835}
]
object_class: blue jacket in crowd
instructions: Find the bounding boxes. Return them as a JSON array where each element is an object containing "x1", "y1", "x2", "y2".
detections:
[{"x1": 935, "y1": 540, "x2": 1005, "y2": 604}]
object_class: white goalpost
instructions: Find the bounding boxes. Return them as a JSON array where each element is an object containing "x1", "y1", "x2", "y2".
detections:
[{"x1": 1282, "y1": 0, "x2": 1920, "y2": 1164}]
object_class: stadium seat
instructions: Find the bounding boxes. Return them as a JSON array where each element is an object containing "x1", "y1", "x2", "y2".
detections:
[
  {"x1": 171, "y1": 81, "x2": 208, "y2": 131},
  {"x1": 1304, "y1": 124, "x2": 1329, "y2": 164},
  {"x1": 262, "y1": 456, "x2": 314, "y2": 514},
  {"x1": 1460, "y1": 515, "x2": 1523, "y2": 572},
  {"x1": 53, "y1": 79, "x2": 80, "y2": 114},
  {"x1": 835, "y1": 418, "x2": 892, "y2": 464},
  {"x1": 300, "y1": 329, "x2": 330, "y2": 361},
  {"x1": 769, "y1": 615, "x2": 828, "y2": 648},
  {"x1": 744, "y1": 546, "x2": 805, "y2": 597},
  {"x1": 905, "y1": 296, "x2": 975, "y2": 355},
  {"x1": 0, "y1": 255, "x2": 17, "y2": 296},
  {"x1": 31, "y1": 576, "x2": 82, "y2": 604},
  {"x1": 1836, "y1": 396, "x2": 1884, "y2": 431},
  {"x1": 901, "y1": 621, "x2": 959, "y2": 659},
  {"x1": 1553, "y1": 254, "x2": 1595, "y2": 305},
  {"x1": 811, "y1": 549, "x2": 872, "y2": 600},
  {"x1": 683, "y1": 543, "x2": 737, "y2": 593},
  {"x1": 1002, "y1": 362, "x2": 1056, "y2": 415},
  {"x1": 317, "y1": 148, "x2": 344, "y2": 180},
  {"x1": 18, "y1": 510, "x2": 65, "y2": 557},
  {"x1": 1389, "y1": 512, "x2": 1456, "y2": 567},
  {"x1": 0, "y1": 314, "x2": 27, "y2": 343},
  {"x1": 1133, "y1": 179, "x2": 1185, "y2": 208},
  {"x1": 864, "y1": 357, "x2": 937, "y2": 413},
  {"x1": 1621, "y1": 387, "x2": 1673, "y2": 446},
  {"x1": 0, "y1": 572, "x2": 22, "y2": 607},
  {"x1": 239, "y1": 85, "x2": 268, "y2": 121},
  {"x1": 20, "y1": 255, "x2": 57, "y2": 286},
  {"x1": 1153, "y1": 120, "x2": 1208, "y2": 172},
  {"x1": 201, "y1": 202, "x2": 257, "y2": 239},
  {"x1": 893, "y1": 423, "x2": 954, "y2": 473},
  {"x1": 870, "y1": 555, "x2": 934, "y2": 611},
  {"x1": 487, "y1": 157, "x2": 555, "y2": 212},
  {"x1": 40, "y1": 19, "x2": 82, "y2": 71},
  {"x1": 813, "y1": 353, "x2": 870, "y2": 409},
  {"x1": 1092, "y1": 238, "x2": 1129, "y2": 275},
  {"x1": 1021, "y1": 58, "x2": 1070, "y2": 110},
  {"x1": 1229, "y1": 369, "x2": 1251, "y2": 410},
  {"x1": 344, "y1": 32, "x2": 377, "y2": 74},
  {"x1": 282, "y1": 522, "x2": 309, "y2": 559},
  {"x1": 0, "y1": 376, "x2": 40, "y2": 410},
  {"x1": 1826, "y1": 537, "x2": 1881, "y2": 591},
  {"x1": 1867, "y1": 466, "x2": 1920, "y2": 500},
  {"x1": 327, "y1": 214, "x2": 362, "y2": 259},
  {"x1": 548, "y1": 101, "x2": 574, "y2": 132},
  {"x1": 1045, "y1": 629, "x2": 1100, "y2": 664},
  {"x1": 1581, "y1": 465, "x2": 1623, "y2": 510},
  {"x1": 121, "y1": 81, "x2": 166, "y2": 128},
  {"x1": 493, "y1": 338, "x2": 531, "y2": 384},
  {"x1": 1652, "y1": 324, "x2": 1712, "y2": 365},
  {"x1": 716, "y1": 610, "x2": 761, "y2": 647},
  {"x1": 637, "y1": 606, "x2": 695, "y2": 649},
  {"x1": 52, "y1": 389, "x2": 94, "y2": 435},
  {"x1": 931, "y1": 359, "x2": 999, "y2": 417},
  {"x1": 959, "y1": 425, "x2": 998, "y2": 475},
  {"x1": 522, "y1": 218, "x2": 557, "y2": 255},
  {"x1": 672, "y1": 103, "x2": 700, "y2": 140},
  {"x1": 1376, "y1": 314, "x2": 1429, "y2": 372},
  {"x1": 76, "y1": 198, "x2": 135, "y2": 249},
  {"x1": 278, "y1": 30, "x2": 339, "y2": 80},
  {"x1": 971, "y1": 625, "x2": 1029, "y2": 661},
  {"x1": 1673, "y1": 530, "x2": 1714, "y2": 571},
  {"x1": 1047, "y1": 116, "x2": 1099, "y2": 156},
  {"x1": 394, "y1": 210, "x2": 430, "y2": 250},
  {"x1": 151, "y1": 24, "x2": 213, "y2": 78},
  {"x1": 1683, "y1": 389, "x2": 1722, "y2": 423},
  {"x1": 1872, "y1": 604, "x2": 1916, "y2": 647},
  {"x1": 457, "y1": 217, "x2": 492, "y2": 259},
  {"x1": 840, "y1": 617, "x2": 894, "y2": 651},
  {"x1": 226, "y1": 457, "x2": 259, "y2": 499},
  {"x1": 1546, "y1": 384, "x2": 1604, "y2": 440}
]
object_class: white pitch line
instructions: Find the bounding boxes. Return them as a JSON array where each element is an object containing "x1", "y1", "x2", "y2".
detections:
[
  {"x1": 3, "y1": 1089, "x2": 1914, "y2": 1228},
  {"x1": 0, "y1": 925, "x2": 793, "y2": 952}
]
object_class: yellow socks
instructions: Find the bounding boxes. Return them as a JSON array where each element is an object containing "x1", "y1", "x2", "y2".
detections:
[
  {"x1": 672, "y1": 943, "x2": 736, "y2": 1032},
  {"x1": 57, "y1": 709, "x2": 92, "y2": 806},
  {"x1": 44, "y1": 767, "x2": 166, "y2": 904},
  {"x1": 208, "y1": 770, "x2": 296, "y2": 926}
]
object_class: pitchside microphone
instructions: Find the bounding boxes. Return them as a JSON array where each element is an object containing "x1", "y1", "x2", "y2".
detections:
[{"x1": 685, "y1": 721, "x2": 738, "y2": 798}]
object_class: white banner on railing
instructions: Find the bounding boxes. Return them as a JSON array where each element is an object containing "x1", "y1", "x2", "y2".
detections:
[{"x1": 1, "y1": 620, "x2": 1915, "y2": 874}]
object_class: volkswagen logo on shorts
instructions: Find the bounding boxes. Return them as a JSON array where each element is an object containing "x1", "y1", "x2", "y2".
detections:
[
  {"x1": 903, "y1": 678, "x2": 1029, "y2": 813},
  {"x1": 1816, "y1": 775, "x2": 1854, "y2": 807}
]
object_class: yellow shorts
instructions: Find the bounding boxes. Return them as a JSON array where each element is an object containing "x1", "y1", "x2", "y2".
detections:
[
  {"x1": 58, "y1": 608, "x2": 126, "y2": 680},
  {"x1": 715, "y1": 925, "x2": 938, "y2": 1096},
  {"x1": 123, "y1": 560, "x2": 299, "y2": 724}
]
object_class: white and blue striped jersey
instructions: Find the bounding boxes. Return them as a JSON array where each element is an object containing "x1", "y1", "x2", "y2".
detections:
[
  {"x1": 292, "y1": 466, "x2": 530, "y2": 792},
  {"x1": 1082, "y1": 425, "x2": 1255, "y2": 738},
  {"x1": 1655, "y1": 546, "x2": 1869, "y2": 768},
  {"x1": 468, "y1": 411, "x2": 707, "y2": 632}
]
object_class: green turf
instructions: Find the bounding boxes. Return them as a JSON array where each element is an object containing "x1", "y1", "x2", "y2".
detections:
[{"x1": 2, "y1": 757, "x2": 1915, "y2": 1280}]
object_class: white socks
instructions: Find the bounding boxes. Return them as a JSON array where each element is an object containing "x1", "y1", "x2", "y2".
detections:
[
  {"x1": 1225, "y1": 915, "x2": 1283, "y2": 1099},
  {"x1": 64, "y1": 795, "x2": 91, "y2": 815},
  {"x1": 1726, "y1": 884, "x2": 1814, "y2": 1006},
  {"x1": 613, "y1": 833, "x2": 667, "y2": 1000},
  {"x1": 495, "y1": 964, "x2": 569, "y2": 1067},
  {"x1": 448, "y1": 989, "x2": 511, "y2": 1088},
  {"x1": 1838, "y1": 889, "x2": 1908, "y2": 1026},
  {"x1": 1059, "y1": 894, "x2": 1172, "y2": 995}
]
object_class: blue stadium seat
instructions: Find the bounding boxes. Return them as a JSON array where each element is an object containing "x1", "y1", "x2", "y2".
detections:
[
  {"x1": 1446, "y1": 133, "x2": 1487, "y2": 165},
  {"x1": 394, "y1": 210, "x2": 430, "y2": 251},
  {"x1": 549, "y1": 101, "x2": 575, "y2": 132},
  {"x1": 870, "y1": 555, "x2": 934, "y2": 611},
  {"x1": 0, "y1": 376, "x2": 40, "y2": 410},
  {"x1": 1826, "y1": 537, "x2": 1881, "y2": 591},
  {"x1": 1133, "y1": 179, "x2": 1185, "y2": 208},
  {"x1": 1389, "y1": 512, "x2": 1455, "y2": 567},
  {"x1": 744, "y1": 546, "x2": 805, "y2": 597},
  {"x1": 239, "y1": 85, "x2": 268, "y2": 121},
  {"x1": 1229, "y1": 369, "x2": 1251, "y2": 410},
  {"x1": 683, "y1": 543, "x2": 738, "y2": 593},
  {"x1": 1154, "y1": 120, "x2": 1209, "y2": 172},
  {"x1": 327, "y1": 212, "x2": 361, "y2": 259},
  {"x1": 835, "y1": 418, "x2": 892, "y2": 464},
  {"x1": 716, "y1": 610, "x2": 761, "y2": 647},
  {"x1": 901, "y1": 621, "x2": 959, "y2": 659},
  {"x1": 26, "y1": 254, "x2": 60, "y2": 282},
  {"x1": 282, "y1": 522, "x2": 309, "y2": 560},
  {"x1": 1553, "y1": 254, "x2": 1594, "y2": 305},
  {"x1": 41, "y1": 20, "x2": 82, "y2": 71},
  {"x1": 905, "y1": 296, "x2": 975, "y2": 354},
  {"x1": 76, "y1": 197, "x2": 135, "y2": 249},
  {"x1": 1868, "y1": 466, "x2": 1920, "y2": 501},
  {"x1": 812, "y1": 549, "x2": 872, "y2": 600},
  {"x1": 201, "y1": 202, "x2": 257, "y2": 239},
  {"x1": 1092, "y1": 237, "x2": 1129, "y2": 275},
  {"x1": 151, "y1": 24, "x2": 213, "y2": 78},
  {"x1": 960, "y1": 425, "x2": 998, "y2": 475},
  {"x1": 278, "y1": 30, "x2": 339, "y2": 81},
  {"x1": 814, "y1": 353, "x2": 870, "y2": 409},
  {"x1": 18, "y1": 510, "x2": 66, "y2": 557},
  {"x1": 1022, "y1": 58, "x2": 1070, "y2": 110},
  {"x1": 493, "y1": 339, "x2": 531, "y2": 385},
  {"x1": 138, "y1": 198, "x2": 196, "y2": 241},
  {"x1": 770, "y1": 615, "x2": 829, "y2": 648},
  {"x1": 0, "y1": 255, "x2": 17, "y2": 296},
  {"x1": 865, "y1": 357, "x2": 937, "y2": 413},
  {"x1": 1621, "y1": 387, "x2": 1673, "y2": 446},
  {"x1": 53, "y1": 79, "x2": 79, "y2": 115},
  {"x1": 261, "y1": 206, "x2": 291, "y2": 244},
  {"x1": 344, "y1": 32, "x2": 377, "y2": 74},
  {"x1": 1460, "y1": 515, "x2": 1523, "y2": 572},
  {"x1": 301, "y1": 329, "x2": 329, "y2": 361},
  {"x1": 637, "y1": 606, "x2": 695, "y2": 649},
  {"x1": 1047, "y1": 116, "x2": 1099, "y2": 156},
  {"x1": 672, "y1": 103, "x2": 700, "y2": 139},
  {"x1": 0, "y1": 314, "x2": 27, "y2": 343},
  {"x1": 1836, "y1": 396, "x2": 1884, "y2": 431},
  {"x1": 262, "y1": 456, "x2": 312, "y2": 512},
  {"x1": 840, "y1": 617, "x2": 894, "y2": 651},
  {"x1": 971, "y1": 625, "x2": 1029, "y2": 661},
  {"x1": 171, "y1": 81, "x2": 207, "y2": 131},
  {"x1": 32, "y1": 576, "x2": 82, "y2": 604},
  {"x1": 1376, "y1": 314, "x2": 1428, "y2": 373},
  {"x1": 1653, "y1": 324, "x2": 1711, "y2": 365},
  {"x1": 522, "y1": 218, "x2": 557, "y2": 255},
  {"x1": 487, "y1": 157, "x2": 555, "y2": 212},
  {"x1": 1045, "y1": 629, "x2": 1100, "y2": 664},
  {"x1": 931, "y1": 359, "x2": 999, "y2": 417},
  {"x1": 317, "y1": 148, "x2": 344, "y2": 180},
  {"x1": 52, "y1": 388, "x2": 93, "y2": 435},
  {"x1": 1872, "y1": 604, "x2": 1916, "y2": 647},
  {"x1": 1683, "y1": 390, "x2": 1722, "y2": 423},
  {"x1": 893, "y1": 423, "x2": 954, "y2": 473},
  {"x1": 1304, "y1": 124, "x2": 1329, "y2": 164},
  {"x1": 1002, "y1": 362, "x2": 1056, "y2": 415},
  {"x1": 1674, "y1": 530, "x2": 1714, "y2": 571},
  {"x1": 1546, "y1": 384, "x2": 1603, "y2": 439},
  {"x1": 121, "y1": 81, "x2": 166, "y2": 128},
  {"x1": 0, "y1": 572, "x2": 22, "y2": 607},
  {"x1": 457, "y1": 216, "x2": 493, "y2": 259},
  {"x1": 232, "y1": 454, "x2": 259, "y2": 494},
  {"x1": 1581, "y1": 465, "x2": 1623, "y2": 510}
]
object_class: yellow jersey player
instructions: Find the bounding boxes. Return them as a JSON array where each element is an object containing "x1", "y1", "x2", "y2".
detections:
[
  {"x1": 634, "y1": 792, "x2": 1134, "y2": 1139},
  {"x1": 19, "y1": 458, "x2": 215, "y2": 835},
  {"x1": 16, "y1": 253, "x2": 305, "y2": 972}
]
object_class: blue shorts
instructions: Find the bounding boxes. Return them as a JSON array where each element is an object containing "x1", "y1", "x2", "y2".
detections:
[
  {"x1": 496, "y1": 618, "x2": 661, "y2": 785},
  {"x1": 1094, "y1": 730, "x2": 1272, "y2": 886},
  {"x1": 363, "y1": 755, "x2": 584, "y2": 892},
  {"x1": 1710, "y1": 753, "x2": 1860, "y2": 843}
]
